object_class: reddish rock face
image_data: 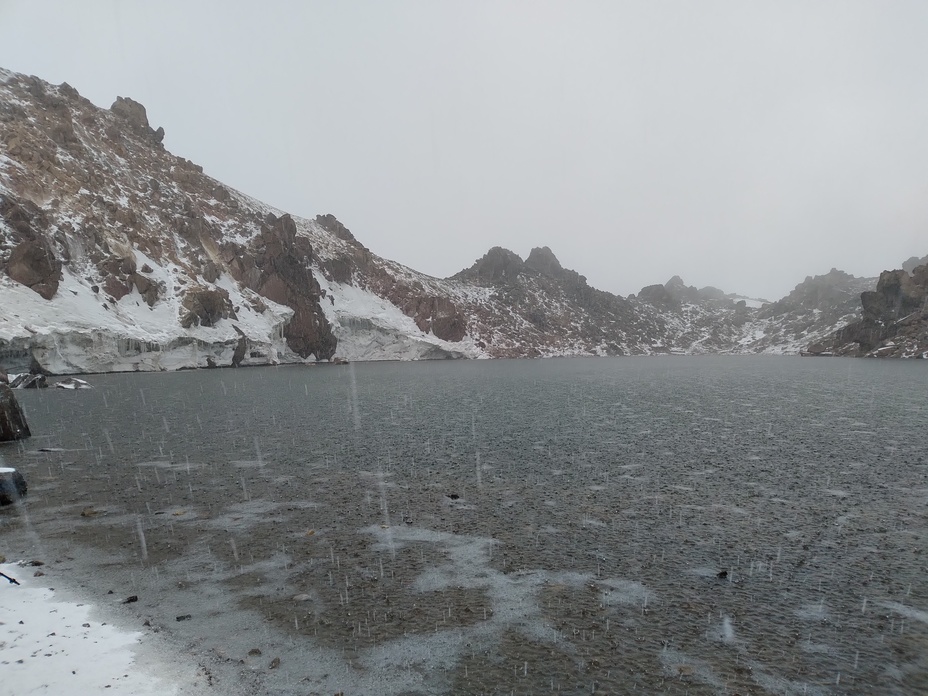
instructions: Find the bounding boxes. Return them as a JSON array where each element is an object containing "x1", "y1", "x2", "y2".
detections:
[
  {"x1": 403, "y1": 296, "x2": 467, "y2": 342},
  {"x1": 225, "y1": 214, "x2": 337, "y2": 360}
]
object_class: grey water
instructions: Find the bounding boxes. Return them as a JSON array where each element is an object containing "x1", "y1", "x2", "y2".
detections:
[{"x1": 2, "y1": 356, "x2": 927, "y2": 695}]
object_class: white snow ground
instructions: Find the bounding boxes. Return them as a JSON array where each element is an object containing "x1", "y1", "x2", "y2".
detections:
[{"x1": 0, "y1": 562, "x2": 197, "y2": 696}]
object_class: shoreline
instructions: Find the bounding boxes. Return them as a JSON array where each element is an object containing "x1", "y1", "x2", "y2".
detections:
[{"x1": 0, "y1": 560, "x2": 202, "y2": 696}]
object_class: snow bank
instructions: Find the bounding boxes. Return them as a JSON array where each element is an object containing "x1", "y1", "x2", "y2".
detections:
[
  {"x1": 0, "y1": 258, "x2": 294, "y2": 374},
  {"x1": 0, "y1": 563, "x2": 195, "y2": 695}
]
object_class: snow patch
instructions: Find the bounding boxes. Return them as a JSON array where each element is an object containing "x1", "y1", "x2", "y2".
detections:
[{"x1": 0, "y1": 563, "x2": 195, "y2": 695}]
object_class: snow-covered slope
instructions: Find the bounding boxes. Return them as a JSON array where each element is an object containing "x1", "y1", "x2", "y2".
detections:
[
  {"x1": 0, "y1": 68, "x2": 489, "y2": 372},
  {"x1": 0, "y1": 66, "x2": 919, "y2": 373}
]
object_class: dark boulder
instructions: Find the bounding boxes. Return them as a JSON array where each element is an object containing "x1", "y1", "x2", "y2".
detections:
[
  {"x1": 231, "y1": 325, "x2": 247, "y2": 367},
  {"x1": 0, "y1": 383, "x2": 31, "y2": 441},
  {"x1": 0, "y1": 468, "x2": 28, "y2": 505}
]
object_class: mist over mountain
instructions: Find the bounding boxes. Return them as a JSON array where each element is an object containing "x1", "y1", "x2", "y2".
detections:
[{"x1": 1, "y1": 68, "x2": 925, "y2": 374}]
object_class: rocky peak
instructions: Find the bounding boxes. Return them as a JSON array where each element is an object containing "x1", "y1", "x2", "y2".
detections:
[
  {"x1": 902, "y1": 254, "x2": 928, "y2": 274},
  {"x1": 665, "y1": 276, "x2": 699, "y2": 304},
  {"x1": 455, "y1": 247, "x2": 524, "y2": 283},
  {"x1": 524, "y1": 246, "x2": 564, "y2": 278}
]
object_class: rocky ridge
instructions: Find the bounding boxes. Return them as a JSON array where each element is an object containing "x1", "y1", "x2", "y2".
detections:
[
  {"x1": 0, "y1": 67, "x2": 923, "y2": 373},
  {"x1": 815, "y1": 263, "x2": 928, "y2": 358}
]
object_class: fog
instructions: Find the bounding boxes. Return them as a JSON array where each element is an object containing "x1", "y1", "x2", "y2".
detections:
[{"x1": 2, "y1": 0, "x2": 926, "y2": 299}]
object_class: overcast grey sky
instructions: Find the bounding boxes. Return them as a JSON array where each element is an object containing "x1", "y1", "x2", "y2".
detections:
[{"x1": 1, "y1": 1, "x2": 926, "y2": 299}]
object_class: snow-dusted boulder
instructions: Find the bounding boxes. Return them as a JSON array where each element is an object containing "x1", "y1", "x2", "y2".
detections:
[
  {"x1": 0, "y1": 467, "x2": 28, "y2": 505},
  {"x1": 9, "y1": 373, "x2": 47, "y2": 389},
  {"x1": 54, "y1": 377, "x2": 92, "y2": 390}
]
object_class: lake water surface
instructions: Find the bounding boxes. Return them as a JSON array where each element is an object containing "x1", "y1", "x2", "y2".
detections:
[{"x1": 2, "y1": 357, "x2": 927, "y2": 695}]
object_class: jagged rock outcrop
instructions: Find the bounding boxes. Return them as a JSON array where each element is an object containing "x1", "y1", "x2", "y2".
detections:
[
  {"x1": 110, "y1": 96, "x2": 165, "y2": 145},
  {"x1": 222, "y1": 213, "x2": 336, "y2": 359},
  {"x1": 826, "y1": 264, "x2": 928, "y2": 357},
  {"x1": 0, "y1": 67, "x2": 338, "y2": 372},
  {"x1": 456, "y1": 247, "x2": 525, "y2": 284},
  {"x1": 0, "y1": 383, "x2": 30, "y2": 440},
  {"x1": 524, "y1": 246, "x2": 564, "y2": 278}
]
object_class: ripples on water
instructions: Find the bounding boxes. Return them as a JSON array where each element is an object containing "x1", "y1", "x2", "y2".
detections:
[{"x1": 2, "y1": 356, "x2": 927, "y2": 695}]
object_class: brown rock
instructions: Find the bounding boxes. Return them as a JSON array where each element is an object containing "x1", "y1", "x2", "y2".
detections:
[
  {"x1": 181, "y1": 287, "x2": 234, "y2": 328},
  {"x1": 103, "y1": 275, "x2": 133, "y2": 301},
  {"x1": 6, "y1": 239, "x2": 62, "y2": 299},
  {"x1": 401, "y1": 295, "x2": 467, "y2": 342},
  {"x1": 111, "y1": 96, "x2": 150, "y2": 129},
  {"x1": 201, "y1": 261, "x2": 220, "y2": 283},
  {"x1": 132, "y1": 273, "x2": 160, "y2": 306},
  {"x1": 227, "y1": 214, "x2": 336, "y2": 359}
]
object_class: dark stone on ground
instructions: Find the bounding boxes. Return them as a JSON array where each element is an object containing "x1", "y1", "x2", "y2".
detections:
[
  {"x1": 0, "y1": 383, "x2": 31, "y2": 440},
  {"x1": 0, "y1": 468, "x2": 28, "y2": 505}
]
